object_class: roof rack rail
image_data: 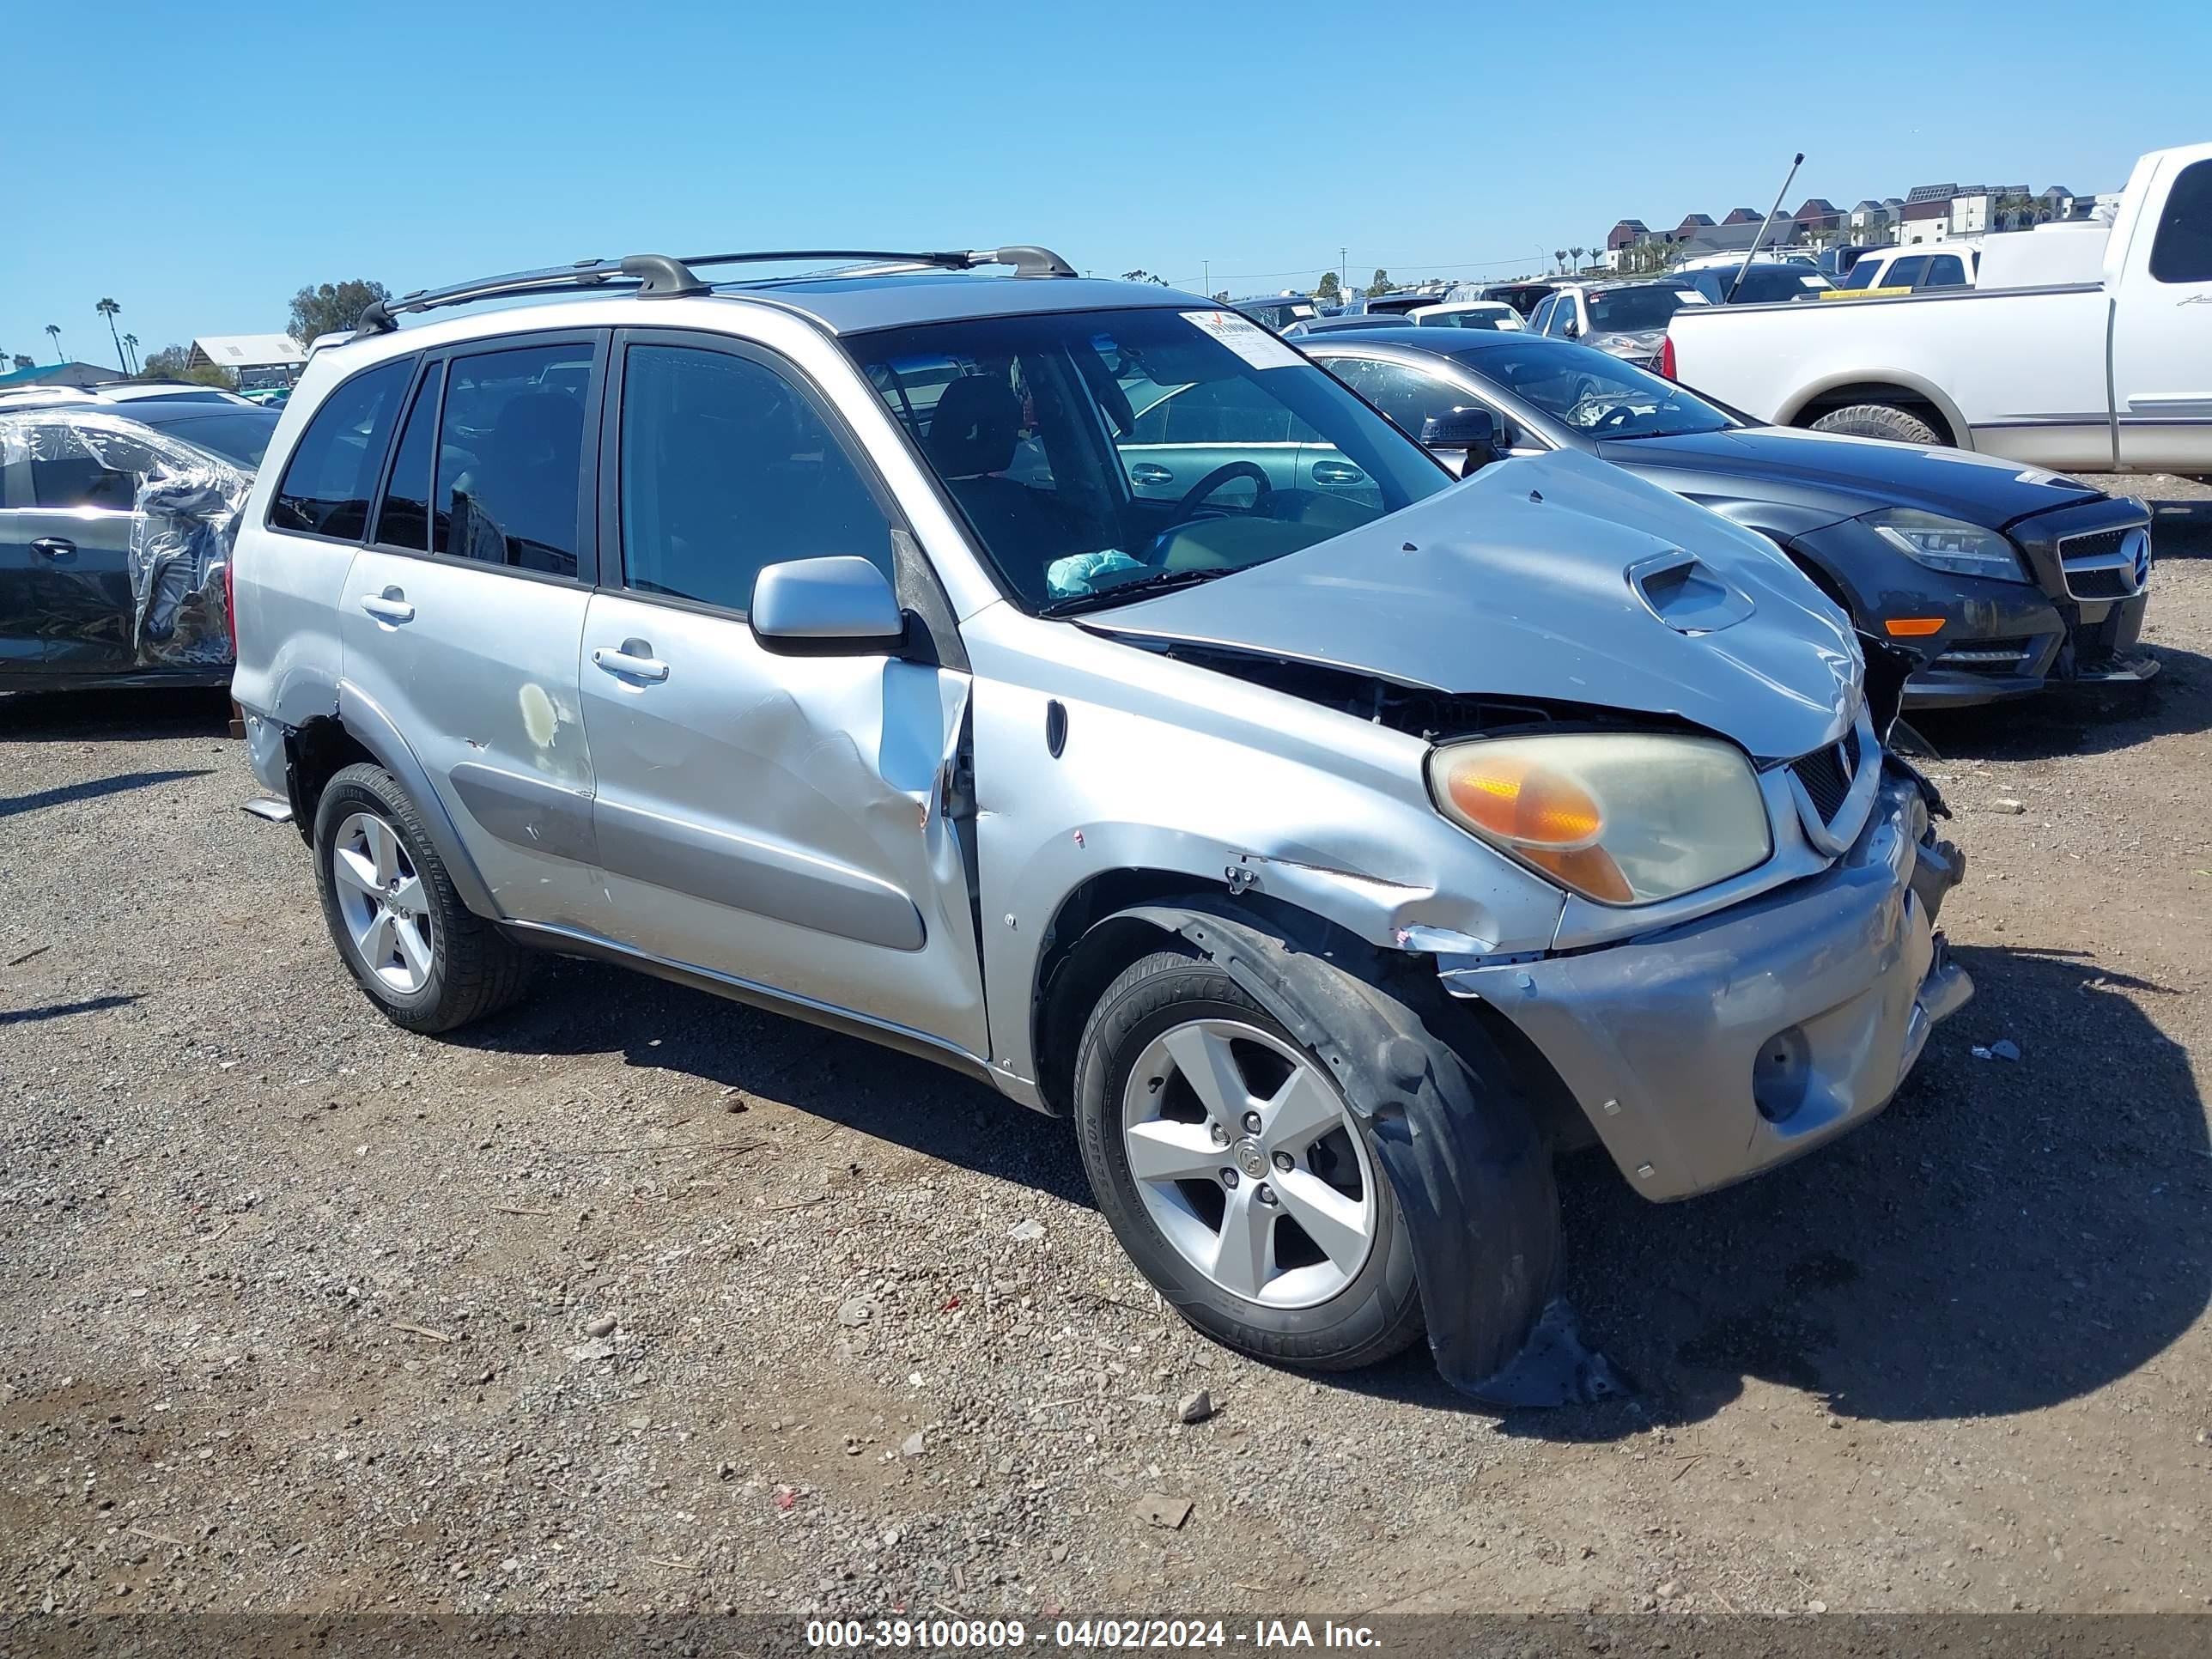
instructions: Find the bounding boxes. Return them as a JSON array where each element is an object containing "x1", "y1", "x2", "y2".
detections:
[{"x1": 352, "y1": 245, "x2": 1077, "y2": 336}]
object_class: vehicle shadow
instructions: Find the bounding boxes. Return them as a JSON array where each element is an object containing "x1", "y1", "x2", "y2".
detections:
[
  {"x1": 0, "y1": 994, "x2": 143, "y2": 1027},
  {"x1": 0, "y1": 769, "x2": 214, "y2": 820},
  {"x1": 454, "y1": 953, "x2": 1095, "y2": 1207},
  {"x1": 1911, "y1": 642, "x2": 2212, "y2": 763},
  {"x1": 1455, "y1": 942, "x2": 2209, "y2": 1437},
  {"x1": 0, "y1": 686, "x2": 233, "y2": 743}
]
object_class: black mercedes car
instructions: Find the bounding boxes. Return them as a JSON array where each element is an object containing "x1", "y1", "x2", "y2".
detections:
[{"x1": 1302, "y1": 328, "x2": 2156, "y2": 708}]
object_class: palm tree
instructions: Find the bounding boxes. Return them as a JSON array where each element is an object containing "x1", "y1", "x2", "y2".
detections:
[
  {"x1": 1553, "y1": 248, "x2": 1567, "y2": 273},
  {"x1": 45, "y1": 324, "x2": 65, "y2": 362},
  {"x1": 122, "y1": 333, "x2": 140, "y2": 374},
  {"x1": 95, "y1": 299, "x2": 125, "y2": 371},
  {"x1": 1571, "y1": 246, "x2": 1586, "y2": 270}
]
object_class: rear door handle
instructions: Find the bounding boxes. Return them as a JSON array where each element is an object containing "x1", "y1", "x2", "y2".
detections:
[
  {"x1": 30, "y1": 537, "x2": 76, "y2": 561},
  {"x1": 1128, "y1": 463, "x2": 1175, "y2": 486},
  {"x1": 592, "y1": 641, "x2": 670, "y2": 684},
  {"x1": 360, "y1": 587, "x2": 415, "y2": 624},
  {"x1": 1311, "y1": 462, "x2": 1365, "y2": 485}
]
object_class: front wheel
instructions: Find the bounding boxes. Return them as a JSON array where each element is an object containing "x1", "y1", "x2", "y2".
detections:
[{"x1": 1073, "y1": 949, "x2": 1425, "y2": 1370}]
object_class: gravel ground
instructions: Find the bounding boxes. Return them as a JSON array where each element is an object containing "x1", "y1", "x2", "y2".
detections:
[{"x1": 3, "y1": 484, "x2": 2209, "y2": 1620}]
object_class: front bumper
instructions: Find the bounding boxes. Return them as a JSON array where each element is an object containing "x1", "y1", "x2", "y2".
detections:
[{"x1": 1439, "y1": 769, "x2": 1969, "y2": 1200}]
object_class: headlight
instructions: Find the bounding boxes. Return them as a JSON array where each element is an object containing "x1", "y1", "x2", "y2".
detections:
[
  {"x1": 1863, "y1": 507, "x2": 2027, "y2": 582},
  {"x1": 1427, "y1": 732, "x2": 1771, "y2": 905}
]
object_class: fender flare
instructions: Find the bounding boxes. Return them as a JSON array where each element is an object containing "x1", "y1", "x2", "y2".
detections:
[
  {"x1": 1109, "y1": 896, "x2": 1560, "y2": 1393},
  {"x1": 1778, "y1": 369, "x2": 1972, "y2": 449},
  {"x1": 333, "y1": 679, "x2": 500, "y2": 919}
]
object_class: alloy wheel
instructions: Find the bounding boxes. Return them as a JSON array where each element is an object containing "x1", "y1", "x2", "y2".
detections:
[
  {"x1": 1120, "y1": 1017, "x2": 1378, "y2": 1308},
  {"x1": 330, "y1": 811, "x2": 435, "y2": 995}
]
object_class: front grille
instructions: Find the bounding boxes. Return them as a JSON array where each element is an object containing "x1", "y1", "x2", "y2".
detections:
[
  {"x1": 1790, "y1": 734, "x2": 1856, "y2": 823},
  {"x1": 1936, "y1": 635, "x2": 2036, "y2": 672},
  {"x1": 2057, "y1": 525, "x2": 2150, "y2": 602}
]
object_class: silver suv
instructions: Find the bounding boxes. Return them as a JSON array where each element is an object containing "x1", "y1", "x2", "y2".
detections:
[{"x1": 230, "y1": 248, "x2": 1971, "y2": 1390}]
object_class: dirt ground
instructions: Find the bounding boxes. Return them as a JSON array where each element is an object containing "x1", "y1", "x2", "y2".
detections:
[{"x1": 3, "y1": 483, "x2": 2209, "y2": 1621}]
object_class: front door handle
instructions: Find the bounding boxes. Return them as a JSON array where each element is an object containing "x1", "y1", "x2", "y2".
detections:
[
  {"x1": 1311, "y1": 461, "x2": 1366, "y2": 485},
  {"x1": 360, "y1": 586, "x2": 415, "y2": 624},
  {"x1": 592, "y1": 640, "x2": 670, "y2": 684},
  {"x1": 1128, "y1": 463, "x2": 1175, "y2": 486},
  {"x1": 30, "y1": 537, "x2": 76, "y2": 561}
]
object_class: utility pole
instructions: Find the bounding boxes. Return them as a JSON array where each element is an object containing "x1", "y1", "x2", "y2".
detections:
[{"x1": 1202, "y1": 258, "x2": 1209, "y2": 295}]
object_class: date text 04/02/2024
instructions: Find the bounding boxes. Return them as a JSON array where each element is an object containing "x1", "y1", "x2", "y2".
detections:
[{"x1": 804, "y1": 1618, "x2": 1382, "y2": 1650}]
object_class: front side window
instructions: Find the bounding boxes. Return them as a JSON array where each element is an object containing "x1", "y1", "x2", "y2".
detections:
[
  {"x1": 854, "y1": 307, "x2": 1452, "y2": 611},
  {"x1": 619, "y1": 343, "x2": 893, "y2": 615},
  {"x1": 435, "y1": 344, "x2": 589, "y2": 576},
  {"x1": 271, "y1": 358, "x2": 410, "y2": 538},
  {"x1": 1839, "y1": 258, "x2": 1884, "y2": 290},
  {"x1": 1452, "y1": 339, "x2": 1735, "y2": 440},
  {"x1": 2148, "y1": 158, "x2": 2212, "y2": 283}
]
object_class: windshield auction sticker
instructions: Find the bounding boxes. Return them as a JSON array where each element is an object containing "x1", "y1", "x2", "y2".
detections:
[{"x1": 1181, "y1": 309, "x2": 1306, "y2": 371}]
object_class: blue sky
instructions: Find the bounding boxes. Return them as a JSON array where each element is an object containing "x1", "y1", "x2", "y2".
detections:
[{"x1": 7, "y1": 0, "x2": 2208, "y2": 368}]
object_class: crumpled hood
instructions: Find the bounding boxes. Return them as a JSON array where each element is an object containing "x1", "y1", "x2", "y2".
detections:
[
  {"x1": 1092, "y1": 448, "x2": 1863, "y2": 761},
  {"x1": 1597, "y1": 422, "x2": 2103, "y2": 528}
]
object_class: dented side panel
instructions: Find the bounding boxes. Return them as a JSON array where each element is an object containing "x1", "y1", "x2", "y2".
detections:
[
  {"x1": 338, "y1": 548, "x2": 605, "y2": 931},
  {"x1": 577, "y1": 591, "x2": 990, "y2": 1059},
  {"x1": 959, "y1": 605, "x2": 1570, "y2": 1088}
]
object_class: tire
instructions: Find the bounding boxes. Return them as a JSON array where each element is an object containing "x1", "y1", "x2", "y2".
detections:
[
  {"x1": 1808, "y1": 402, "x2": 1945, "y2": 447},
  {"x1": 313, "y1": 762, "x2": 532, "y2": 1034},
  {"x1": 1072, "y1": 947, "x2": 1427, "y2": 1371}
]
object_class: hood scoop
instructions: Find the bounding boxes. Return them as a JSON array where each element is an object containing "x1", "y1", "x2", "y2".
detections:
[{"x1": 1627, "y1": 550, "x2": 1755, "y2": 635}]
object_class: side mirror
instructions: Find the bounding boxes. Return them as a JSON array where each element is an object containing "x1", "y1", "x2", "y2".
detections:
[
  {"x1": 1421, "y1": 406, "x2": 1506, "y2": 475},
  {"x1": 750, "y1": 556, "x2": 906, "y2": 655}
]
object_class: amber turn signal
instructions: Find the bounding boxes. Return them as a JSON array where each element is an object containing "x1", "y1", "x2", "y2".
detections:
[{"x1": 1883, "y1": 617, "x2": 1945, "y2": 637}]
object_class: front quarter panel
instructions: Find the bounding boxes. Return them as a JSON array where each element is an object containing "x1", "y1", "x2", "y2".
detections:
[{"x1": 961, "y1": 605, "x2": 1568, "y2": 1086}]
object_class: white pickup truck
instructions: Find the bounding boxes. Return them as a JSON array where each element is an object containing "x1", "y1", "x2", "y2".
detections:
[{"x1": 1666, "y1": 143, "x2": 2212, "y2": 476}]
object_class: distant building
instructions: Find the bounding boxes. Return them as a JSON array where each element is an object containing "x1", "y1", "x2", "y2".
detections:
[
  {"x1": 1898, "y1": 197, "x2": 1954, "y2": 245},
  {"x1": 1791, "y1": 198, "x2": 1843, "y2": 236},
  {"x1": 1671, "y1": 212, "x2": 1716, "y2": 240},
  {"x1": 2039, "y1": 185, "x2": 2077, "y2": 220},
  {"x1": 0, "y1": 360, "x2": 118, "y2": 392},
  {"x1": 187, "y1": 334, "x2": 307, "y2": 390},
  {"x1": 1850, "y1": 198, "x2": 1896, "y2": 234},
  {"x1": 1720, "y1": 208, "x2": 1762, "y2": 226}
]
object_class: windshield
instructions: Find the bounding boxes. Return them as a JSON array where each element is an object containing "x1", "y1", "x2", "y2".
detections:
[
  {"x1": 1457, "y1": 339, "x2": 1735, "y2": 439},
  {"x1": 854, "y1": 307, "x2": 1452, "y2": 611},
  {"x1": 1584, "y1": 287, "x2": 1698, "y2": 333},
  {"x1": 155, "y1": 410, "x2": 280, "y2": 469}
]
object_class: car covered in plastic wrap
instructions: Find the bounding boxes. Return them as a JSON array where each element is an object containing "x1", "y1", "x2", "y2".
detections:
[{"x1": 0, "y1": 398, "x2": 278, "y2": 690}]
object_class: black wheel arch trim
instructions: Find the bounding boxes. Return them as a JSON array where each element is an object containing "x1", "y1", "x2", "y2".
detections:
[
  {"x1": 330, "y1": 680, "x2": 500, "y2": 920},
  {"x1": 1102, "y1": 895, "x2": 1559, "y2": 1394}
]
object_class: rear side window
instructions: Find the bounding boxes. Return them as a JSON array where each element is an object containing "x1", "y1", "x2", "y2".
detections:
[
  {"x1": 619, "y1": 343, "x2": 893, "y2": 615},
  {"x1": 1887, "y1": 256, "x2": 1929, "y2": 289},
  {"x1": 1924, "y1": 255, "x2": 1968, "y2": 288},
  {"x1": 435, "y1": 344, "x2": 589, "y2": 577},
  {"x1": 271, "y1": 359, "x2": 410, "y2": 538},
  {"x1": 372, "y1": 363, "x2": 442, "y2": 551},
  {"x1": 2148, "y1": 159, "x2": 2212, "y2": 283}
]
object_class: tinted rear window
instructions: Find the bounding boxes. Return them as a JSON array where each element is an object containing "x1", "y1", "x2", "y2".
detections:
[{"x1": 271, "y1": 360, "x2": 410, "y2": 538}]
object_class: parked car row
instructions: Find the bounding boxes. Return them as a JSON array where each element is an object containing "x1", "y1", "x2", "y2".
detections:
[{"x1": 225, "y1": 247, "x2": 1972, "y2": 1391}]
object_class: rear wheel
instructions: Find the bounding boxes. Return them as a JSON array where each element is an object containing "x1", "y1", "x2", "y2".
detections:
[
  {"x1": 1809, "y1": 402, "x2": 1944, "y2": 447},
  {"x1": 1073, "y1": 949, "x2": 1425, "y2": 1370},
  {"x1": 313, "y1": 762, "x2": 532, "y2": 1033}
]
